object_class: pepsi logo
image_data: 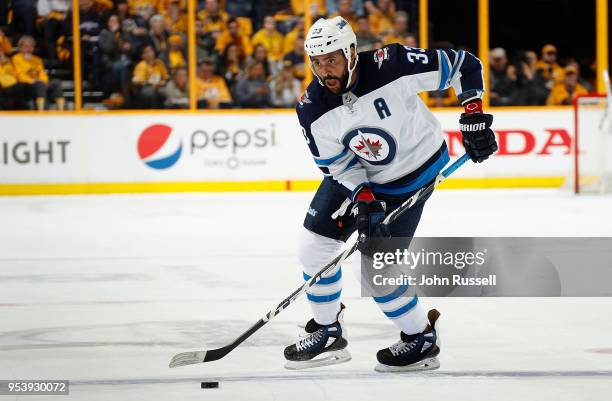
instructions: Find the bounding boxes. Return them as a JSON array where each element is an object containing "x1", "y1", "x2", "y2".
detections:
[{"x1": 137, "y1": 124, "x2": 182, "y2": 170}]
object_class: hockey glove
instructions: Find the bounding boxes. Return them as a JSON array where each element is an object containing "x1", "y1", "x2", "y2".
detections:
[
  {"x1": 352, "y1": 186, "x2": 388, "y2": 244},
  {"x1": 459, "y1": 101, "x2": 498, "y2": 163}
]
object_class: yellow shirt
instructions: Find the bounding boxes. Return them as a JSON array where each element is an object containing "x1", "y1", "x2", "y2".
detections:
[
  {"x1": 368, "y1": 11, "x2": 394, "y2": 36},
  {"x1": 535, "y1": 60, "x2": 564, "y2": 83},
  {"x1": 94, "y1": 0, "x2": 113, "y2": 12},
  {"x1": 196, "y1": 76, "x2": 232, "y2": 105},
  {"x1": 12, "y1": 53, "x2": 48, "y2": 84},
  {"x1": 251, "y1": 29, "x2": 284, "y2": 61},
  {"x1": 164, "y1": 12, "x2": 187, "y2": 33},
  {"x1": 215, "y1": 30, "x2": 252, "y2": 55},
  {"x1": 0, "y1": 35, "x2": 12, "y2": 55},
  {"x1": 0, "y1": 60, "x2": 18, "y2": 88},
  {"x1": 156, "y1": 0, "x2": 187, "y2": 13},
  {"x1": 383, "y1": 34, "x2": 405, "y2": 46},
  {"x1": 132, "y1": 59, "x2": 169, "y2": 84},
  {"x1": 197, "y1": 9, "x2": 229, "y2": 33},
  {"x1": 128, "y1": 0, "x2": 157, "y2": 14},
  {"x1": 168, "y1": 50, "x2": 185, "y2": 69},
  {"x1": 291, "y1": 0, "x2": 325, "y2": 15},
  {"x1": 546, "y1": 82, "x2": 588, "y2": 106},
  {"x1": 282, "y1": 28, "x2": 300, "y2": 55}
]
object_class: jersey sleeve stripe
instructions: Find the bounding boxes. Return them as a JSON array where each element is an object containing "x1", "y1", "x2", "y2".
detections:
[
  {"x1": 437, "y1": 50, "x2": 451, "y2": 90},
  {"x1": 314, "y1": 148, "x2": 349, "y2": 166},
  {"x1": 448, "y1": 49, "x2": 465, "y2": 83}
]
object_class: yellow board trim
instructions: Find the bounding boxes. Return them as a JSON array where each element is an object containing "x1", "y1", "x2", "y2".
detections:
[{"x1": 0, "y1": 177, "x2": 566, "y2": 196}]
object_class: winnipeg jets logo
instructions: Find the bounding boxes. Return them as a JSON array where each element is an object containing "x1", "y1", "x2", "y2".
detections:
[
  {"x1": 354, "y1": 133, "x2": 383, "y2": 159},
  {"x1": 373, "y1": 47, "x2": 389, "y2": 69},
  {"x1": 298, "y1": 90, "x2": 312, "y2": 107},
  {"x1": 342, "y1": 127, "x2": 397, "y2": 165}
]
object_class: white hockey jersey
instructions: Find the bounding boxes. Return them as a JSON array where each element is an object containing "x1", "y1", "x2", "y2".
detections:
[{"x1": 297, "y1": 43, "x2": 484, "y2": 199}]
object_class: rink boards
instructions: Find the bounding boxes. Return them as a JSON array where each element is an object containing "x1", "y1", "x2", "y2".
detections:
[{"x1": 0, "y1": 108, "x2": 573, "y2": 195}]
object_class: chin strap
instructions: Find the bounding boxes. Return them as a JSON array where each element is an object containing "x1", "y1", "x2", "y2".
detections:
[{"x1": 344, "y1": 52, "x2": 359, "y2": 92}]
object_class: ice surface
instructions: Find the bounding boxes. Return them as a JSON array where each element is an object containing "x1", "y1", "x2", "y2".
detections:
[{"x1": 0, "y1": 189, "x2": 611, "y2": 400}]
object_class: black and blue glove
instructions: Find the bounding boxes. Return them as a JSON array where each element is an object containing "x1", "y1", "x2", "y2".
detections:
[
  {"x1": 352, "y1": 186, "x2": 388, "y2": 244},
  {"x1": 459, "y1": 100, "x2": 498, "y2": 163}
]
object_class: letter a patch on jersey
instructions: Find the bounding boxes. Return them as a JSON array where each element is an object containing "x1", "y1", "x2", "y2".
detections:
[{"x1": 373, "y1": 97, "x2": 391, "y2": 120}]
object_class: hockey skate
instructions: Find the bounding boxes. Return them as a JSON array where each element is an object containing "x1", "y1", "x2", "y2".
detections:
[
  {"x1": 375, "y1": 309, "x2": 441, "y2": 372},
  {"x1": 284, "y1": 305, "x2": 351, "y2": 370}
]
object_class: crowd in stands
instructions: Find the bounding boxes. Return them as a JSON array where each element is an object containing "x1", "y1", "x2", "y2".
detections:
[{"x1": 0, "y1": 0, "x2": 598, "y2": 110}]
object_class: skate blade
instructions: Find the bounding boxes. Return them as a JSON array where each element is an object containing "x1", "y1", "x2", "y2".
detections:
[
  {"x1": 284, "y1": 349, "x2": 352, "y2": 370},
  {"x1": 374, "y1": 357, "x2": 440, "y2": 373}
]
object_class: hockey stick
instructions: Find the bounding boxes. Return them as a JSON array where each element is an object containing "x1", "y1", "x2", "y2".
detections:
[{"x1": 168, "y1": 153, "x2": 471, "y2": 368}]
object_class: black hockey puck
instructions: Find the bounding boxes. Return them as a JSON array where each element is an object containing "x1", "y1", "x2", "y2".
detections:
[{"x1": 201, "y1": 381, "x2": 219, "y2": 389}]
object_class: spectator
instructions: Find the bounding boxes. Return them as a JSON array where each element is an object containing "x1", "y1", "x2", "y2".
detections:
[
  {"x1": 196, "y1": 57, "x2": 232, "y2": 108},
  {"x1": 233, "y1": 61, "x2": 270, "y2": 108},
  {"x1": 162, "y1": 66, "x2": 189, "y2": 108},
  {"x1": 330, "y1": 0, "x2": 359, "y2": 31},
  {"x1": 282, "y1": 15, "x2": 303, "y2": 56},
  {"x1": 195, "y1": 19, "x2": 218, "y2": 65},
  {"x1": 127, "y1": 0, "x2": 157, "y2": 16},
  {"x1": 12, "y1": 36, "x2": 65, "y2": 110},
  {"x1": 225, "y1": 0, "x2": 256, "y2": 19},
  {"x1": 62, "y1": 0, "x2": 104, "y2": 86},
  {"x1": 355, "y1": 15, "x2": 377, "y2": 52},
  {"x1": 515, "y1": 50, "x2": 549, "y2": 105},
  {"x1": 252, "y1": 43, "x2": 274, "y2": 78},
  {"x1": 364, "y1": 0, "x2": 395, "y2": 36},
  {"x1": 216, "y1": 17, "x2": 253, "y2": 57},
  {"x1": 283, "y1": 35, "x2": 305, "y2": 81},
  {"x1": 197, "y1": 0, "x2": 229, "y2": 36},
  {"x1": 489, "y1": 47, "x2": 518, "y2": 106},
  {"x1": 403, "y1": 32, "x2": 417, "y2": 47},
  {"x1": 546, "y1": 65, "x2": 588, "y2": 106},
  {"x1": 0, "y1": 47, "x2": 36, "y2": 109},
  {"x1": 11, "y1": 0, "x2": 38, "y2": 36},
  {"x1": 116, "y1": 0, "x2": 149, "y2": 55},
  {"x1": 269, "y1": 59, "x2": 301, "y2": 107},
  {"x1": 251, "y1": 15, "x2": 284, "y2": 62},
  {"x1": 99, "y1": 14, "x2": 132, "y2": 105},
  {"x1": 163, "y1": 34, "x2": 186, "y2": 71},
  {"x1": 163, "y1": 0, "x2": 187, "y2": 34},
  {"x1": 535, "y1": 44, "x2": 564, "y2": 88},
  {"x1": 37, "y1": 0, "x2": 71, "y2": 64},
  {"x1": 148, "y1": 14, "x2": 169, "y2": 58},
  {"x1": 217, "y1": 42, "x2": 245, "y2": 89},
  {"x1": 326, "y1": 0, "x2": 362, "y2": 16},
  {"x1": 132, "y1": 44, "x2": 169, "y2": 108},
  {"x1": 383, "y1": 11, "x2": 410, "y2": 45},
  {"x1": 156, "y1": 0, "x2": 187, "y2": 14}
]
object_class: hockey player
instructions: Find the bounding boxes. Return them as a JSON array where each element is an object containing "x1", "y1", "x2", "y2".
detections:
[{"x1": 283, "y1": 16, "x2": 497, "y2": 372}]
